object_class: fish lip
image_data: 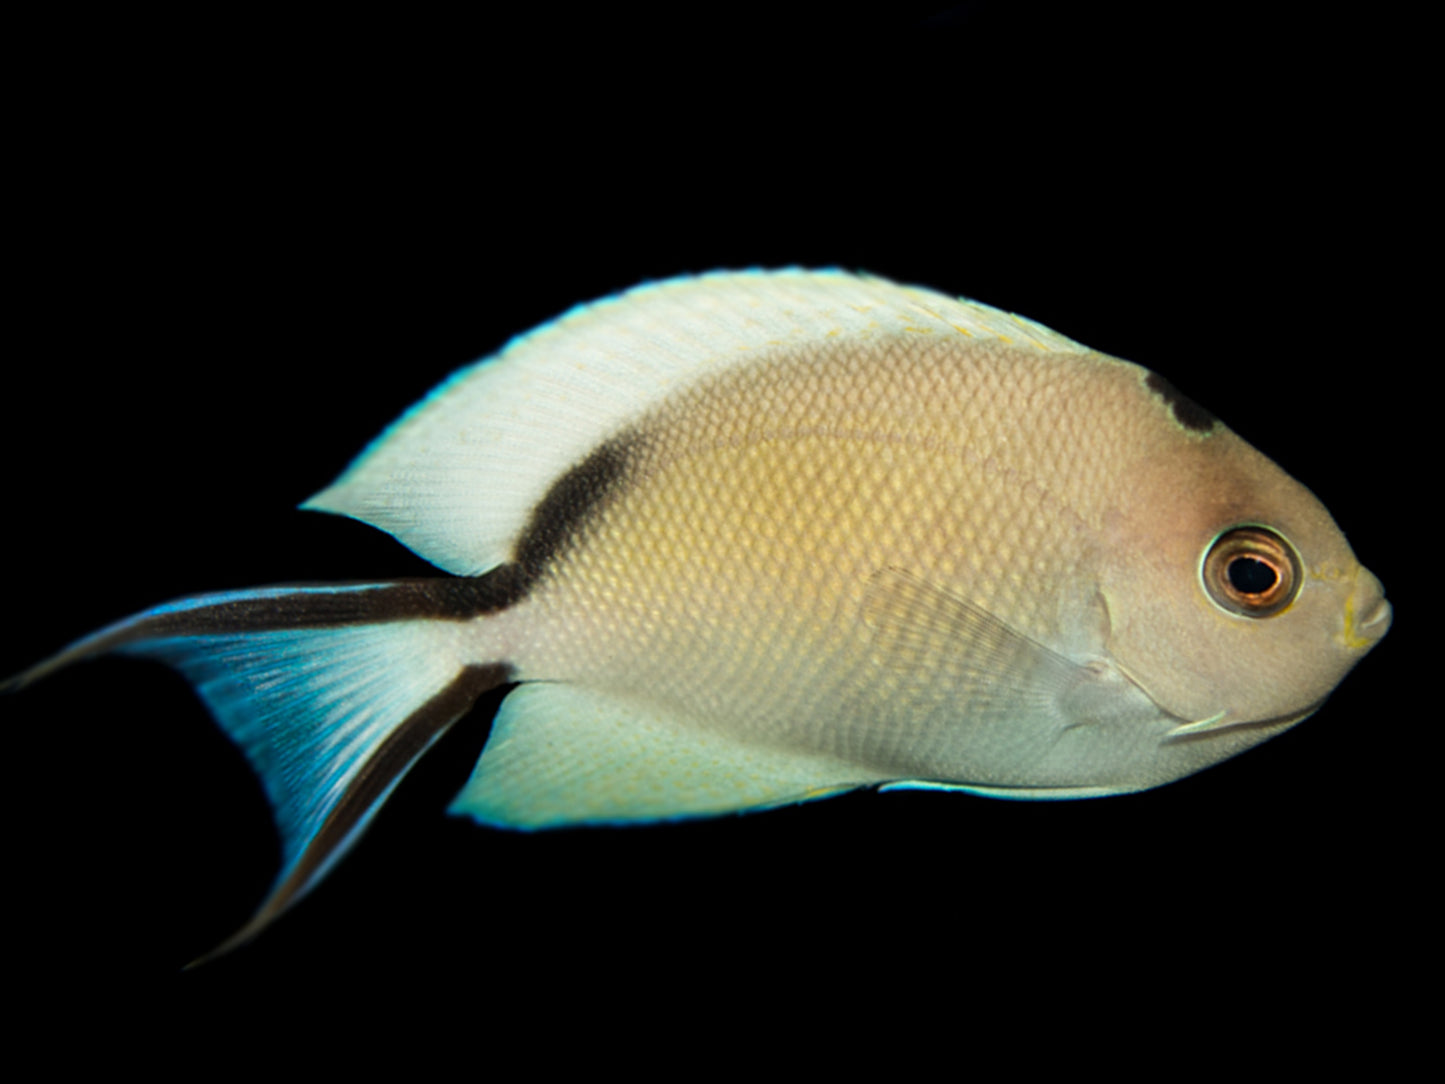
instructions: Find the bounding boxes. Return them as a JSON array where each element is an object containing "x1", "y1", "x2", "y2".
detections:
[
  {"x1": 1161, "y1": 699, "x2": 1323, "y2": 745},
  {"x1": 1342, "y1": 567, "x2": 1391, "y2": 649},
  {"x1": 1357, "y1": 597, "x2": 1392, "y2": 637}
]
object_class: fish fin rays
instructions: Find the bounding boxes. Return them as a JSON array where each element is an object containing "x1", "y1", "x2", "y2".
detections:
[
  {"x1": 847, "y1": 568, "x2": 1179, "y2": 789},
  {"x1": 2, "y1": 581, "x2": 505, "y2": 692},
  {"x1": 304, "y1": 271, "x2": 1092, "y2": 576},
  {"x1": 856, "y1": 566, "x2": 1082, "y2": 711},
  {"x1": 5, "y1": 585, "x2": 511, "y2": 960},
  {"x1": 451, "y1": 683, "x2": 876, "y2": 829}
]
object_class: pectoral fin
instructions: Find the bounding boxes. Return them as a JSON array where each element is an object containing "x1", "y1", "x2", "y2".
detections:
[
  {"x1": 848, "y1": 568, "x2": 1180, "y2": 791},
  {"x1": 853, "y1": 565, "x2": 1083, "y2": 721}
]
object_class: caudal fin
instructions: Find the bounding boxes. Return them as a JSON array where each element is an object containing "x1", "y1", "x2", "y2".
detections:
[{"x1": 3, "y1": 580, "x2": 511, "y2": 962}]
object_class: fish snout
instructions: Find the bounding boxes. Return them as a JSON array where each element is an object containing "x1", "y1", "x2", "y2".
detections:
[{"x1": 1343, "y1": 566, "x2": 1391, "y2": 650}]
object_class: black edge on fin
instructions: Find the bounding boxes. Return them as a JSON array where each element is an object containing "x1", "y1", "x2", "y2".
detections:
[
  {"x1": 2, "y1": 578, "x2": 525, "y2": 692},
  {"x1": 3, "y1": 580, "x2": 519, "y2": 965},
  {"x1": 191, "y1": 661, "x2": 513, "y2": 966},
  {"x1": 1145, "y1": 371, "x2": 1216, "y2": 433}
]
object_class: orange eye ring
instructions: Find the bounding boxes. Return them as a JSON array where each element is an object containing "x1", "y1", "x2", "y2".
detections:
[{"x1": 1201, "y1": 526, "x2": 1301, "y2": 618}]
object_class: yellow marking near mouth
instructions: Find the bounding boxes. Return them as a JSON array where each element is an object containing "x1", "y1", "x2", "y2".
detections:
[{"x1": 1341, "y1": 592, "x2": 1375, "y2": 650}]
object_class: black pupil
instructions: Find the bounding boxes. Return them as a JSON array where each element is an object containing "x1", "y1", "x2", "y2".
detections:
[{"x1": 1228, "y1": 556, "x2": 1278, "y2": 595}]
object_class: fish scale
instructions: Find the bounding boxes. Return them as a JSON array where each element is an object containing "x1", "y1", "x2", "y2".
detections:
[
  {"x1": 518, "y1": 343, "x2": 1133, "y2": 748},
  {"x1": 3, "y1": 270, "x2": 1389, "y2": 959}
]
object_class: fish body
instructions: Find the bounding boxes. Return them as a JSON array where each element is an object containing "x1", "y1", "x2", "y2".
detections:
[{"x1": 4, "y1": 270, "x2": 1390, "y2": 956}]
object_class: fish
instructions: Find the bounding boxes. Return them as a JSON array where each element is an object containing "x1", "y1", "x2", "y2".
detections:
[{"x1": 3, "y1": 269, "x2": 1390, "y2": 958}]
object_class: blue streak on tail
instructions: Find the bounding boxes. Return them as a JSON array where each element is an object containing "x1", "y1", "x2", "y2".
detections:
[{"x1": 4, "y1": 583, "x2": 509, "y2": 963}]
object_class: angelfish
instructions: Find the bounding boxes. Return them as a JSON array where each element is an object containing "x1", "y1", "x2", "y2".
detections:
[{"x1": 5, "y1": 271, "x2": 1391, "y2": 956}]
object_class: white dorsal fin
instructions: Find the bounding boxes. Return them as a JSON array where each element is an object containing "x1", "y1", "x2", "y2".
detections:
[{"x1": 304, "y1": 270, "x2": 1090, "y2": 576}]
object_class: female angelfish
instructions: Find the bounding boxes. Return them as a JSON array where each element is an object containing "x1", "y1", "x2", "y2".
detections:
[{"x1": 4, "y1": 271, "x2": 1390, "y2": 956}]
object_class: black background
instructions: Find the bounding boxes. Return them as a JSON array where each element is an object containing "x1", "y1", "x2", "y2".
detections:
[{"x1": 2, "y1": 2, "x2": 1424, "y2": 1041}]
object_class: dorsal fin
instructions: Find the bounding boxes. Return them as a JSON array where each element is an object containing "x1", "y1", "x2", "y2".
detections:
[{"x1": 303, "y1": 270, "x2": 1091, "y2": 576}]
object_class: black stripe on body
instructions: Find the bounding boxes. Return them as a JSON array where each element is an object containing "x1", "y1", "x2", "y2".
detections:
[
  {"x1": 2, "y1": 437, "x2": 638, "y2": 692},
  {"x1": 2, "y1": 434, "x2": 640, "y2": 696},
  {"x1": 416, "y1": 433, "x2": 638, "y2": 615},
  {"x1": 463, "y1": 433, "x2": 639, "y2": 613},
  {"x1": 514, "y1": 435, "x2": 635, "y2": 579}
]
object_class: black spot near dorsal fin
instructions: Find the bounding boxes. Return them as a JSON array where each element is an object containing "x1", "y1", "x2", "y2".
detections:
[{"x1": 1145, "y1": 371, "x2": 1216, "y2": 433}]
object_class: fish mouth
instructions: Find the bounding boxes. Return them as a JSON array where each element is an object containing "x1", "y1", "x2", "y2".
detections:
[
  {"x1": 1162, "y1": 699, "x2": 1324, "y2": 744},
  {"x1": 1349, "y1": 596, "x2": 1392, "y2": 646},
  {"x1": 1342, "y1": 567, "x2": 1391, "y2": 650}
]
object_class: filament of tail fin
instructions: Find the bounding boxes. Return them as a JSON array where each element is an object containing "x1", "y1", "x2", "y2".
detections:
[{"x1": 3, "y1": 582, "x2": 513, "y2": 961}]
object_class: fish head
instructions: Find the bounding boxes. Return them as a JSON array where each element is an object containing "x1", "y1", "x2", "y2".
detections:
[{"x1": 1096, "y1": 395, "x2": 1390, "y2": 740}]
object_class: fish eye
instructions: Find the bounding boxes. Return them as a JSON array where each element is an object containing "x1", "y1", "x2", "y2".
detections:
[{"x1": 1201, "y1": 526, "x2": 1301, "y2": 618}]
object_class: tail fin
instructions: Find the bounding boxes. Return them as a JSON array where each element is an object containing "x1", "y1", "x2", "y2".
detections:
[{"x1": 3, "y1": 581, "x2": 510, "y2": 962}]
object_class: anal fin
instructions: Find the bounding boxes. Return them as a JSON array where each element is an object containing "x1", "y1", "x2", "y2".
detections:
[{"x1": 452, "y1": 683, "x2": 878, "y2": 829}]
